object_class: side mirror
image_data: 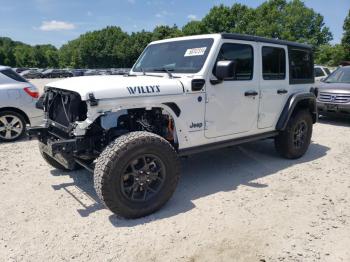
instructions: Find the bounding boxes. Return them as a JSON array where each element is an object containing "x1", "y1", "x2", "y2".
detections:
[{"x1": 215, "y1": 60, "x2": 236, "y2": 81}]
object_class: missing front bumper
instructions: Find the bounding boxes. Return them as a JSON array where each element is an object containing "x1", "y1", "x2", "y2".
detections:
[{"x1": 28, "y1": 126, "x2": 91, "y2": 170}]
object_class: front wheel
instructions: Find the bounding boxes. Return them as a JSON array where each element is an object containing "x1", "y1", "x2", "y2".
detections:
[
  {"x1": 275, "y1": 110, "x2": 313, "y2": 159},
  {"x1": 94, "y1": 132, "x2": 180, "y2": 219}
]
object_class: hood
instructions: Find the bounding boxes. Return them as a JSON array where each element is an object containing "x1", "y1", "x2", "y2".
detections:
[
  {"x1": 317, "y1": 82, "x2": 350, "y2": 93},
  {"x1": 45, "y1": 75, "x2": 184, "y2": 100}
]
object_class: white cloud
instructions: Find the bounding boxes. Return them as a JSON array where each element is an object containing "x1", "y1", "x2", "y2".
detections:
[
  {"x1": 187, "y1": 14, "x2": 198, "y2": 21},
  {"x1": 155, "y1": 10, "x2": 170, "y2": 18},
  {"x1": 39, "y1": 20, "x2": 76, "y2": 31}
]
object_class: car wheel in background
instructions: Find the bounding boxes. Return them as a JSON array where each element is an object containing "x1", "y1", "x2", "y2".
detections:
[{"x1": 0, "y1": 111, "x2": 26, "y2": 142}]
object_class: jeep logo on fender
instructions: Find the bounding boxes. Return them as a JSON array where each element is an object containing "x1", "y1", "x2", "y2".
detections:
[
  {"x1": 127, "y1": 85, "x2": 160, "y2": 95},
  {"x1": 190, "y1": 122, "x2": 203, "y2": 129}
]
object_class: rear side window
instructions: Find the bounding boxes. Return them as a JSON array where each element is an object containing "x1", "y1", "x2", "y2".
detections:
[
  {"x1": 214, "y1": 43, "x2": 254, "y2": 80},
  {"x1": 289, "y1": 48, "x2": 314, "y2": 84},
  {"x1": 314, "y1": 67, "x2": 325, "y2": 77},
  {"x1": 1, "y1": 69, "x2": 28, "y2": 83},
  {"x1": 262, "y1": 46, "x2": 286, "y2": 80}
]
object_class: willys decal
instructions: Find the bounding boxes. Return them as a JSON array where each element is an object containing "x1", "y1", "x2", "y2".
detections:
[{"x1": 127, "y1": 85, "x2": 160, "y2": 95}]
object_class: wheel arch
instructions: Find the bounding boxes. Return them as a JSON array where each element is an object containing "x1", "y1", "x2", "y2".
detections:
[
  {"x1": 276, "y1": 92, "x2": 317, "y2": 131},
  {"x1": 0, "y1": 107, "x2": 30, "y2": 124},
  {"x1": 94, "y1": 102, "x2": 187, "y2": 148}
]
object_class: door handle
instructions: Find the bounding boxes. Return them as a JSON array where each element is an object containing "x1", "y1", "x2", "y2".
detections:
[
  {"x1": 244, "y1": 91, "x2": 258, "y2": 97},
  {"x1": 277, "y1": 89, "x2": 288, "y2": 94}
]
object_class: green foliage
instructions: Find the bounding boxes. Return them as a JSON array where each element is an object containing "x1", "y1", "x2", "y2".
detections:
[
  {"x1": 315, "y1": 44, "x2": 347, "y2": 66},
  {"x1": 342, "y1": 9, "x2": 350, "y2": 60},
  {"x1": 0, "y1": 37, "x2": 59, "y2": 68},
  {"x1": 0, "y1": 1, "x2": 347, "y2": 68},
  {"x1": 182, "y1": 21, "x2": 208, "y2": 36}
]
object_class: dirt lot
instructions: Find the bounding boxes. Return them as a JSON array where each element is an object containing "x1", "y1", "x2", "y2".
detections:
[{"x1": 0, "y1": 116, "x2": 349, "y2": 262}]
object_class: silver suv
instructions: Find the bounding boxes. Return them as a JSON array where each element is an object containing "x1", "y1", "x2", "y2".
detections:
[
  {"x1": 317, "y1": 66, "x2": 350, "y2": 117},
  {"x1": 0, "y1": 66, "x2": 43, "y2": 142}
]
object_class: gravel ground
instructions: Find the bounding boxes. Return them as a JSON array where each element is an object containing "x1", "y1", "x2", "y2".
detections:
[{"x1": 0, "y1": 117, "x2": 350, "y2": 261}]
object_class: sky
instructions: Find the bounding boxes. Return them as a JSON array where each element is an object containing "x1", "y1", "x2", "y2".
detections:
[{"x1": 0, "y1": 0, "x2": 349, "y2": 47}]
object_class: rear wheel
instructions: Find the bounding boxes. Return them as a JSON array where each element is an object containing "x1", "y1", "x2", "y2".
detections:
[
  {"x1": 0, "y1": 111, "x2": 26, "y2": 142},
  {"x1": 94, "y1": 131, "x2": 180, "y2": 218},
  {"x1": 275, "y1": 110, "x2": 313, "y2": 159}
]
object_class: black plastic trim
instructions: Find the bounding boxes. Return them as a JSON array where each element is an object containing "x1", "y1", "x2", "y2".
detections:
[
  {"x1": 221, "y1": 33, "x2": 312, "y2": 49},
  {"x1": 163, "y1": 102, "x2": 181, "y2": 117},
  {"x1": 178, "y1": 131, "x2": 278, "y2": 156},
  {"x1": 276, "y1": 92, "x2": 317, "y2": 130},
  {"x1": 191, "y1": 79, "x2": 206, "y2": 91}
]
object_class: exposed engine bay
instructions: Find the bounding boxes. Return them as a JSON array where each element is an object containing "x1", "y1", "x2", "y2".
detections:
[{"x1": 37, "y1": 88, "x2": 177, "y2": 163}]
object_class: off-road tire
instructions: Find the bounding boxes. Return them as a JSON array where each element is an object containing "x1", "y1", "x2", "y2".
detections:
[
  {"x1": 275, "y1": 110, "x2": 313, "y2": 159},
  {"x1": 38, "y1": 143, "x2": 79, "y2": 171},
  {"x1": 0, "y1": 111, "x2": 26, "y2": 142},
  {"x1": 94, "y1": 131, "x2": 180, "y2": 219}
]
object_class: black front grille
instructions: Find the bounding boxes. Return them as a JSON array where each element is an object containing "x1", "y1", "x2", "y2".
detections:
[{"x1": 45, "y1": 88, "x2": 87, "y2": 128}]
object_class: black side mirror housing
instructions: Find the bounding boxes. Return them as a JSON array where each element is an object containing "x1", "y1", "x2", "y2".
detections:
[{"x1": 215, "y1": 60, "x2": 236, "y2": 81}]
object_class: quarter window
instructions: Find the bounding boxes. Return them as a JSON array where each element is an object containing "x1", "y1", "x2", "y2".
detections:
[
  {"x1": 289, "y1": 48, "x2": 314, "y2": 84},
  {"x1": 214, "y1": 43, "x2": 254, "y2": 80},
  {"x1": 262, "y1": 47, "x2": 286, "y2": 80}
]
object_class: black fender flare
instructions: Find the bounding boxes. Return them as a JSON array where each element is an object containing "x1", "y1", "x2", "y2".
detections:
[{"x1": 276, "y1": 92, "x2": 317, "y2": 131}]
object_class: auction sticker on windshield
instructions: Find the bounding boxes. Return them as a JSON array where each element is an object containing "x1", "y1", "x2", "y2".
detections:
[{"x1": 184, "y1": 47, "x2": 207, "y2": 57}]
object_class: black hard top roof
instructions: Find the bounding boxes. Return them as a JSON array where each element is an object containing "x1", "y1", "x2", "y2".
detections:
[{"x1": 221, "y1": 33, "x2": 312, "y2": 49}]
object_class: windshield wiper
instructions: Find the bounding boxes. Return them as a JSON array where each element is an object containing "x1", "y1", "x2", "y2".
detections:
[
  {"x1": 153, "y1": 67, "x2": 174, "y2": 78},
  {"x1": 126, "y1": 68, "x2": 163, "y2": 78}
]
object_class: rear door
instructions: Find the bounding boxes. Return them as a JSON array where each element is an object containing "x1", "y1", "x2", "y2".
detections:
[{"x1": 258, "y1": 44, "x2": 289, "y2": 129}]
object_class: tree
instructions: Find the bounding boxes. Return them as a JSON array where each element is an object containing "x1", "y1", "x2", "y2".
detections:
[
  {"x1": 0, "y1": 0, "x2": 338, "y2": 68},
  {"x1": 152, "y1": 25, "x2": 183, "y2": 41},
  {"x1": 342, "y1": 9, "x2": 350, "y2": 60},
  {"x1": 253, "y1": 0, "x2": 332, "y2": 47},
  {"x1": 315, "y1": 44, "x2": 346, "y2": 66},
  {"x1": 182, "y1": 21, "x2": 208, "y2": 36}
]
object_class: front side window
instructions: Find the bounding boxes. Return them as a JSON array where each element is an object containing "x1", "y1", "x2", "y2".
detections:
[
  {"x1": 1, "y1": 69, "x2": 28, "y2": 82},
  {"x1": 324, "y1": 67, "x2": 350, "y2": 83},
  {"x1": 314, "y1": 67, "x2": 325, "y2": 77},
  {"x1": 262, "y1": 46, "x2": 286, "y2": 80},
  {"x1": 289, "y1": 48, "x2": 313, "y2": 84},
  {"x1": 214, "y1": 43, "x2": 254, "y2": 80},
  {"x1": 133, "y1": 38, "x2": 214, "y2": 74}
]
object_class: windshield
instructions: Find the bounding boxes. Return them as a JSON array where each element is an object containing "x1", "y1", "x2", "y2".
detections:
[
  {"x1": 325, "y1": 67, "x2": 350, "y2": 83},
  {"x1": 133, "y1": 38, "x2": 214, "y2": 74}
]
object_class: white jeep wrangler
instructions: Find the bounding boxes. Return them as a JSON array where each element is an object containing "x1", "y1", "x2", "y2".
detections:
[{"x1": 29, "y1": 33, "x2": 317, "y2": 218}]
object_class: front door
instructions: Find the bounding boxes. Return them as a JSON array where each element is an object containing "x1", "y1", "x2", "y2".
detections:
[{"x1": 205, "y1": 41, "x2": 260, "y2": 138}]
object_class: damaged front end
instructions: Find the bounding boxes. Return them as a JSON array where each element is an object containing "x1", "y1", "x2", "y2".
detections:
[
  {"x1": 28, "y1": 87, "x2": 98, "y2": 170},
  {"x1": 28, "y1": 87, "x2": 178, "y2": 171}
]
